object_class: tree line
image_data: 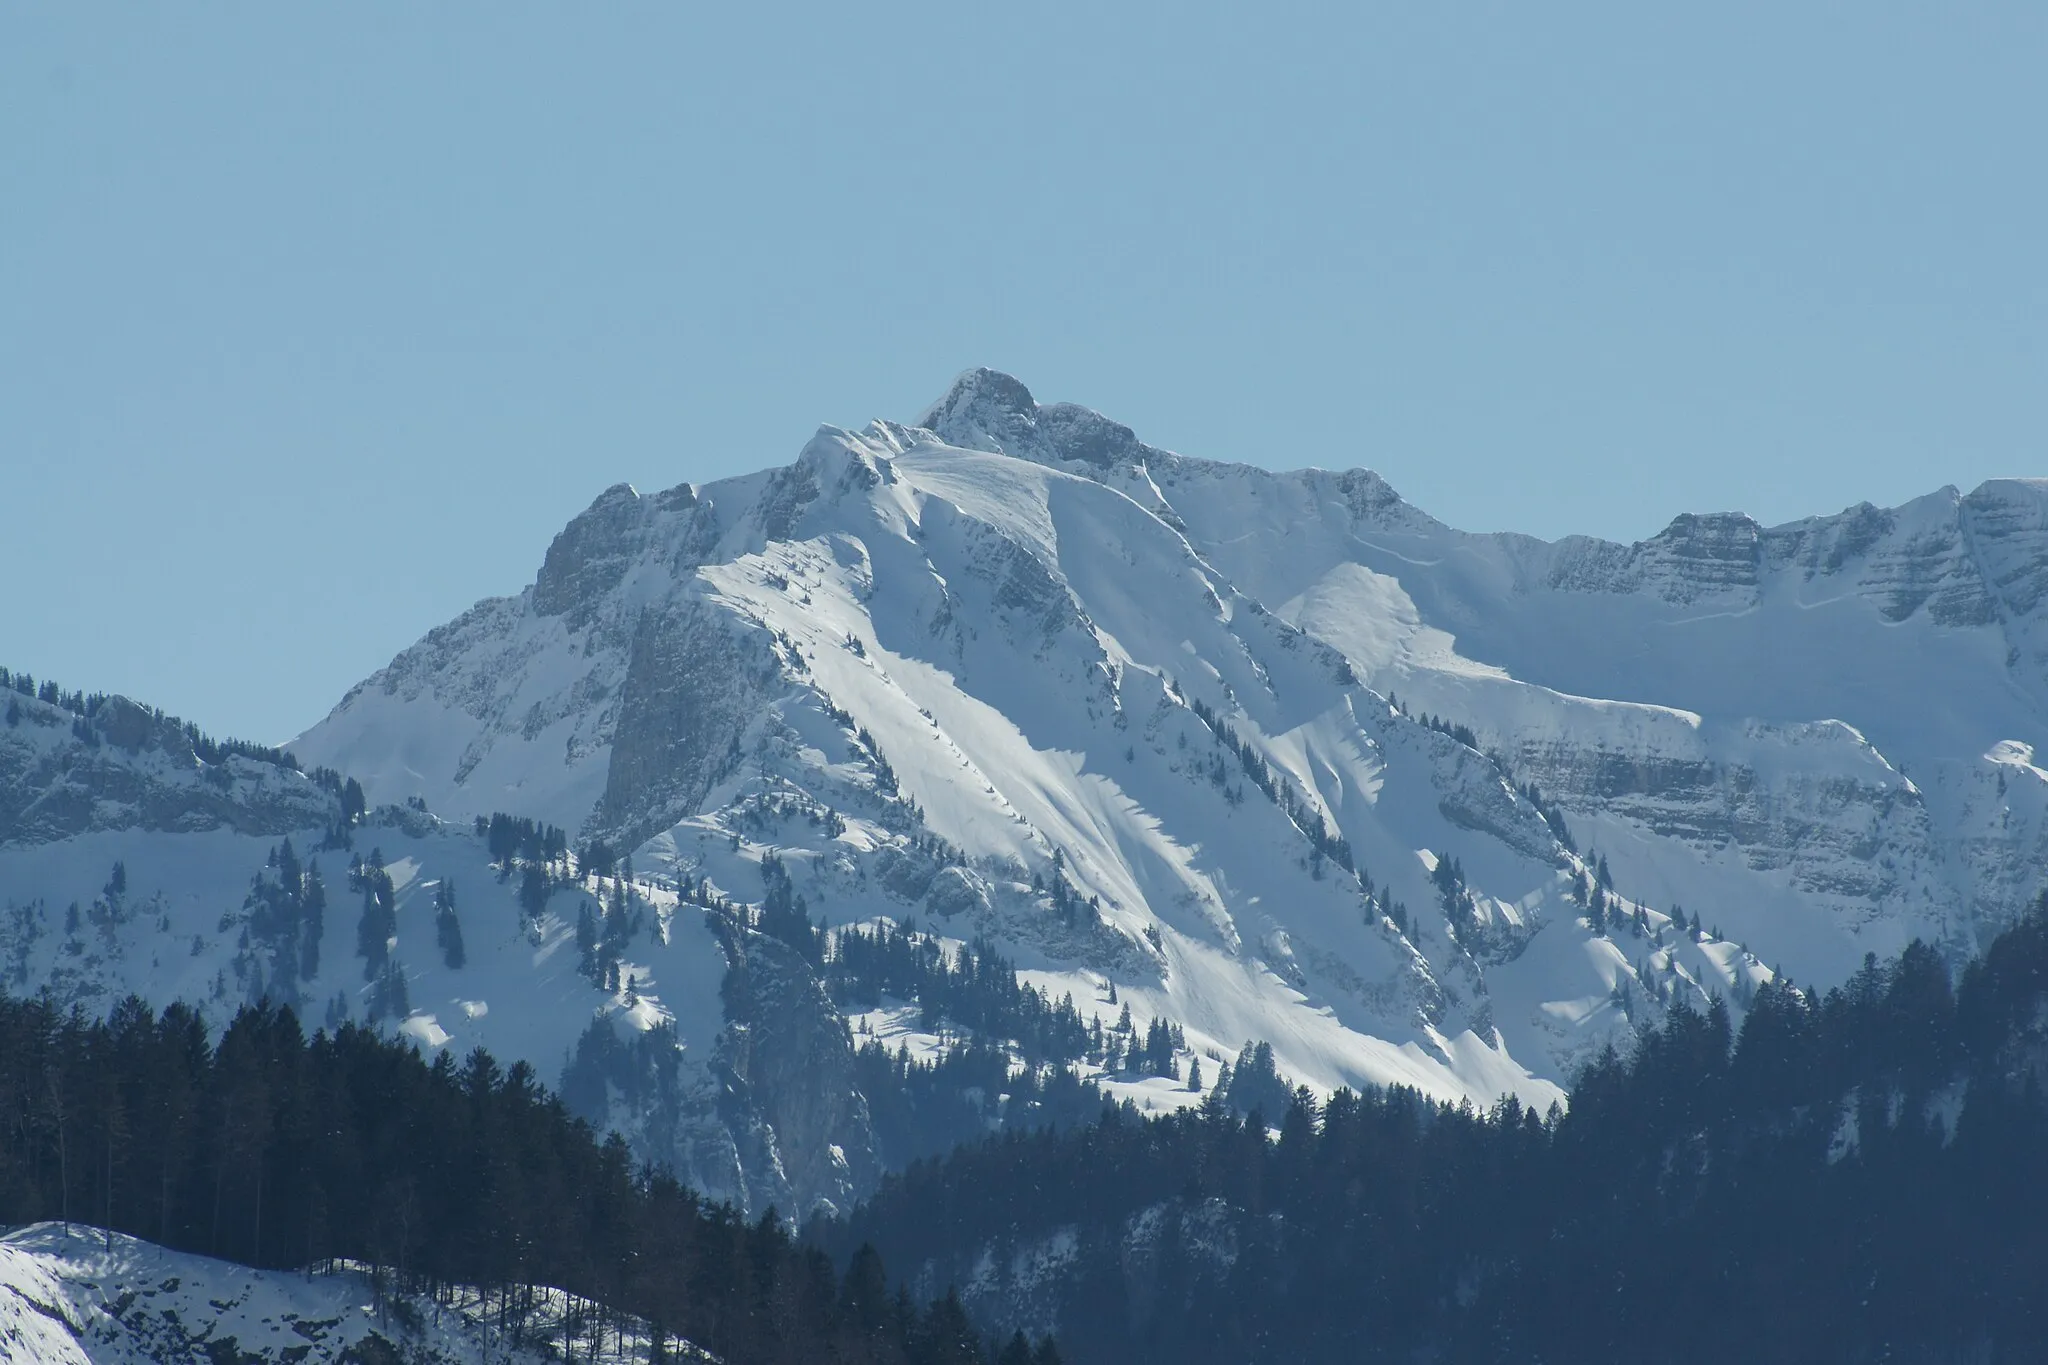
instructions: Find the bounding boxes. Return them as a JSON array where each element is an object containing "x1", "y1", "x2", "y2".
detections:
[
  {"x1": 0, "y1": 992, "x2": 1062, "y2": 1365},
  {"x1": 826, "y1": 907, "x2": 2048, "y2": 1364},
  {"x1": 2, "y1": 663, "x2": 306, "y2": 773}
]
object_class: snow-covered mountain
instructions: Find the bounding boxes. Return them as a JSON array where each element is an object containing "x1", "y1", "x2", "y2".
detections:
[
  {"x1": 0, "y1": 1223, "x2": 685, "y2": 1364},
  {"x1": 289, "y1": 364, "x2": 2048, "y2": 1087},
  {"x1": 0, "y1": 682, "x2": 868, "y2": 1215},
  {"x1": 919, "y1": 371, "x2": 2048, "y2": 963},
  {"x1": 288, "y1": 379, "x2": 1627, "y2": 1115},
  {"x1": 7, "y1": 368, "x2": 2043, "y2": 1217}
]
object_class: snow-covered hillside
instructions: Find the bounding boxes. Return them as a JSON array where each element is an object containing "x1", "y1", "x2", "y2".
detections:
[
  {"x1": 285, "y1": 372, "x2": 1882, "y2": 1103},
  {"x1": 0, "y1": 687, "x2": 332, "y2": 845},
  {"x1": 923, "y1": 370, "x2": 2048, "y2": 970},
  {"x1": 294, "y1": 371, "x2": 2048, "y2": 1066},
  {"x1": 0, "y1": 1223, "x2": 685, "y2": 1364},
  {"x1": 8, "y1": 368, "x2": 2041, "y2": 1221}
]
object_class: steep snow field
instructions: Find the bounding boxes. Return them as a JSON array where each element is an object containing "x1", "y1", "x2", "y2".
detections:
[{"x1": 1147, "y1": 451, "x2": 2048, "y2": 959}]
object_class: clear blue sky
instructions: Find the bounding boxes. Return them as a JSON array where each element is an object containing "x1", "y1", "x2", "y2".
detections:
[{"x1": 4, "y1": 5, "x2": 2042, "y2": 743}]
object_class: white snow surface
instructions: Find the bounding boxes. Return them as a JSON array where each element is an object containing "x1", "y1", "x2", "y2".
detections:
[{"x1": 0, "y1": 1222, "x2": 690, "y2": 1364}]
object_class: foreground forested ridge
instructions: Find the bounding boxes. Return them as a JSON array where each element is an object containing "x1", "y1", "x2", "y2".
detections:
[
  {"x1": 0, "y1": 996, "x2": 1060, "y2": 1365},
  {"x1": 827, "y1": 909, "x2": 2048, "y2": 1365}
]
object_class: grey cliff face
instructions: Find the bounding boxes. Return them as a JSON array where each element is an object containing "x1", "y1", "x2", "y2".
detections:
[
  {"x1": 920, "y1": 368, "x2": 1168, "y2": 474},
  {"x1": 1961, "y1": 481, "x2": 2048, "y2": 612},
  {"x1": 1535, "y1": 482, "x2": 2048, "y2": 657},
  {"x1": 533, "y1": 481, "x2": 662, "y2": 625},
  {"x1": 1507, "y1": 729, "x2": 1938, "y2": 924},
  {"x1": 713, "y1": 917, "x2": 881, "y2": 1215},
  {"x1": 1547, "y1": 512, "x2": 1766, "y2": 604},
  {"x1": 600, "y1": 603, "x2": 777, "y2": 847}
]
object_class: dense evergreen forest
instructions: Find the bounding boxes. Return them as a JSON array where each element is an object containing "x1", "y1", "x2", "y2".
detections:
[
  {"x1": 0, "y1": 994, "x2": 1060, "y2": 1365},
  {"x1": 827, "y1": 910, "x2": 2048, "y2": 1365}
]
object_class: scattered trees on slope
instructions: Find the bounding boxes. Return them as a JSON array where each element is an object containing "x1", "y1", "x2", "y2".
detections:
[
  {"x1": 0, "y1": 664, "x2": 304, "y2": 773},
  {"x1": 831, "y1": 903, "x2": 2048, "y2": 1365}
]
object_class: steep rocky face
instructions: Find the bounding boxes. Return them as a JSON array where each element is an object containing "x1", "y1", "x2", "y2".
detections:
[
  {"x1": 1504, "y1": 720, "x2": 1947, "y2": 931},
  {"x1": 918, "y1": 367, "x2": 1167, "y2": 477},
  {"x1": 298, "y1": 479, "x2": 747, "y2": 834},
  {"x1": 0, "y1": 692, "x2": 335, "y2": 846},
  {"x1": 1527, "y1": 482, "x2": 2048, "y2": 687},
  {"x1": 533, "y1": 481, "x2": 661, "y2": 623},
  {"x1": 1966, "y1": 481, "x2": 2048, "y2": 616},
  {"x1": 1922, "y1": 745, "x2": 2048, "y2": 943},
  {"x1": 600, "y1": 602, "x2": 776, "y2": 846},
  {"x1": 1960, "y1": 481, "x2": 2048, "y2": 693},
  {"x1": 1547, "y1": 511, "x2": 1766, "y2": 603},
  {"x1": 712, "y1": 919, "x2": 881, "y2": 1216}
]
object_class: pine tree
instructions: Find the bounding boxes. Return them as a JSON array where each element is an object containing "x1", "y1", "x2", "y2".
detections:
[
  {"x1": 434, "y1": 880, "x2": 465, "y2": 970},
  {"x1": 368, "y1": 957, "x2": 410, "y2": 1020},
  {"x1": 518, "y1": 863, "x2": 549, "y2": 923},
  {"x1": 916, "y1": 1288, "x2": 982, "y2": 1365},
  {"x1": 300, "y1": 864, "x2": 325, "y2": 981},
  {"x1": 577, "y1": 904, "x2": 600, "y2": 981},
  {"x1": 355, "y1": 862, "x2": 396, "y2": 978}
]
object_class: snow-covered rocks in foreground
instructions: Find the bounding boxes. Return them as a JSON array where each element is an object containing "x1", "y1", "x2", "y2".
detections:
[{"x1": 0, "y1": 1222, "x2": 688, "y2": 1365}]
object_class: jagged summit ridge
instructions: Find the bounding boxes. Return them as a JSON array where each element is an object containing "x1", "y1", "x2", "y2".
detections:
[
  {"x1": 925, "y1": 370, "x2": 2048, "y2": 638},
  {"x1": 920, "y1": 367, "x2": 1166, "y2": 473}
]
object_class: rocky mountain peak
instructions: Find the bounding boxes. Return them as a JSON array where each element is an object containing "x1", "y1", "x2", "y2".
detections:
[
  {"x1": 533, "y1": 481, "x2": 652, "y2": 622},
  {"x1": 918, "y1": 367, "x2": 1161, "y2": 474},
  {"x1": 919, "y1": 366, "x2": 1038, "y2": 431}
]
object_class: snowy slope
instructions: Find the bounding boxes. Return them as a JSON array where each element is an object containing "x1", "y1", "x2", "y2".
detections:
[
  {"x1": 289, "y1": 374, "x2": 1844, "y2": 1126},
  {"x1": 0, "y1": 1223, "x2": 686, "y2": 1364},
  {"x1": 0, "y1": 680, "x2": 858, "y2": 1212},
  {"x1": 13, "y1": 367, "x2": 2039, "y2": 1221},
  {"x1": 0, "y1": 691, "x2": 332, "y2": 846},
  {"x1": 919, "y1": 370, "x2": 2048, "y2": 974},
  {"x1": 0, "y1": 803, "x2": 858, "y2": 1216}
]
